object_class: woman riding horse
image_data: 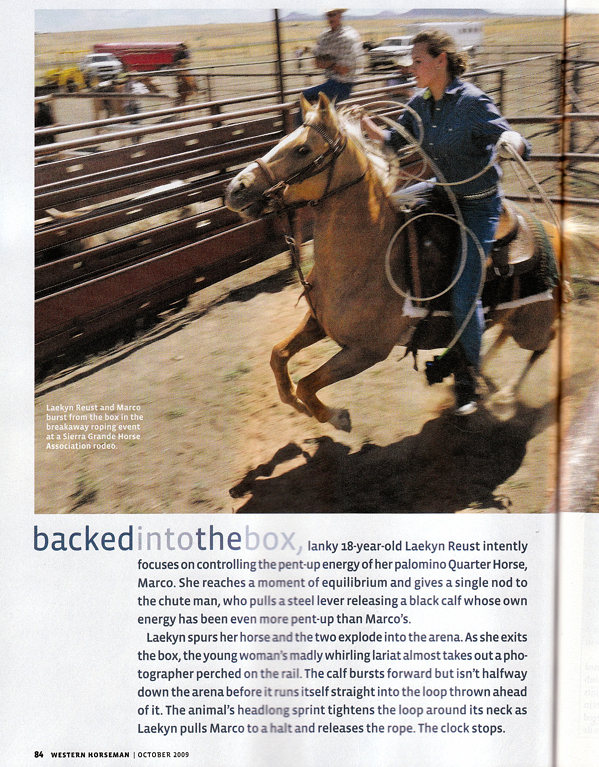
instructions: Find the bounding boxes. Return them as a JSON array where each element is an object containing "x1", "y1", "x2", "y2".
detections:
[
  {"x1": 226, "y1": 91, "x2": 597, "y2": 433},
  {"x1": 362, "y1": 30, "x2": 529, "y2": 415}
]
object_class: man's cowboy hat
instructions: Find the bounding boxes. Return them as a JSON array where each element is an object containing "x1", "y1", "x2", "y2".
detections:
[{"x1": 325, "y1": 8, "x2": 348, "y2": 14}]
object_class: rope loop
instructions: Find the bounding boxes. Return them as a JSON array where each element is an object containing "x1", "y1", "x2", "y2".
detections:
[{"x1": 357, "y1": 100, "x2": 561, "y2": 351}]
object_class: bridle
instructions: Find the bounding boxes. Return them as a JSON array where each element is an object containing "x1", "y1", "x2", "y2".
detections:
[
  {"x1": 252, "y1": 120, "x2": 367, "y2": 315},
  {"x1": 254, "y1": 121, "x2": 365, "y2": 209}
]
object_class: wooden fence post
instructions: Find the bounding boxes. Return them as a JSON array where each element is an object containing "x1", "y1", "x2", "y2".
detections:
[
  {"x1": 205, "y1": 72, "x2": 213, "y2": 103},
  {"x1": 497, "y1": 68, "x2": 505, "y2": 113},
  {"x1": 274, "y1": 9, "x2": 286, "y2": 105}
]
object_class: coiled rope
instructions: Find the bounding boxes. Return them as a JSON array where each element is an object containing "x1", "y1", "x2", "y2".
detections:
[{"x1": 356, "y1": 99, "x2": 560, "y2": 353}]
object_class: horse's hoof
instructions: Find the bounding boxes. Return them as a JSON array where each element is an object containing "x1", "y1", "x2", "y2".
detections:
[
  {"x1": 491, "y1": 388, "x2": 516, "y2": 406},
  {"x1": 488, "y1": 390, "x2": 517, "y2": 421},
  {"x1": 328, "y1": 408, "x2": 352, "y2": 432}
]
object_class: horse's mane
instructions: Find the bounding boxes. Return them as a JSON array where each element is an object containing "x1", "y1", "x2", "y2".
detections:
[{"x1": 337, "y1": 106, "x2": 400, "y2": 196}]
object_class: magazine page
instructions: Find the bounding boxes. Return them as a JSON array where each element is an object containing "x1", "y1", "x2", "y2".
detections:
[
  {"x1": 3, "y1": 3, "x2": 599, "y2": 766},
  {"x1": 555, "y1": 5, "x2": 599, "y2": 761}
]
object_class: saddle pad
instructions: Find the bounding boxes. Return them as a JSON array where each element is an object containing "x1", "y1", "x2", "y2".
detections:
[{"x1": 400, "y1": 208, "x2": 558, "y2": 321}]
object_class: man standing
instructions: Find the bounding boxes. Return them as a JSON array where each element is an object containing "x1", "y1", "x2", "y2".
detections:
[
  {"x1": 173, "y1": 43, "x2": 191, "y2": 67},
  {"x1": 302, "y1": 8, "x2": 362, "y2": 105}
]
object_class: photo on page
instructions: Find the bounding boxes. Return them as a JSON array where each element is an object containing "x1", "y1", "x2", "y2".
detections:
[{"x1": 34, "y1": 7, "x2": 598, "y2": 517}]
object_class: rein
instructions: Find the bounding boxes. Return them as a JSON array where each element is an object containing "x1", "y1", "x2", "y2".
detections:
[{"x1": 254, "y1": 121, "x2": 367, "y2": 317}]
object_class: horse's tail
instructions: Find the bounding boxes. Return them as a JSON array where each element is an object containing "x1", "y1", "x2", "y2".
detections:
[{"x1": 562, "y1": 217, "x2": 599, "y2": 279}]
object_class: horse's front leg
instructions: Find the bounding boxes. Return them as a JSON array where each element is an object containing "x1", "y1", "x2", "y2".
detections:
[
  {"x1": 270, "y1": 311, "x2": 326, "y2": 418},
  {"x1": 296, "y1": 345, "x2": 387, "y2": 432}
]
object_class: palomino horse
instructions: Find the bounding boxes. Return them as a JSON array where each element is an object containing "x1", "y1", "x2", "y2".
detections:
[{"x1": 226, "y1": 93, "x2": 599, "y2": 431}]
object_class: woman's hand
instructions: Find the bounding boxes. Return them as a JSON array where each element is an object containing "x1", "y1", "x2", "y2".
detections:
[
  {"x1": 361, "y1": 115, "x2": 386, "y2": 143},
  {"x1": 497, "y1": 131, "x2": 525, "y2": 159}
]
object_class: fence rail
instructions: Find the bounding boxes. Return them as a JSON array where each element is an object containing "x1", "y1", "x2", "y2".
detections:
[{"x1": 34, "y1": 55, "x2": 599, "y2": 375}]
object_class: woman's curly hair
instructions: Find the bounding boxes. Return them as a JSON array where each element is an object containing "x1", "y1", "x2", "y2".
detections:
[{"x1": 412, "y1": 30, "x2": 469, "y2": 79}]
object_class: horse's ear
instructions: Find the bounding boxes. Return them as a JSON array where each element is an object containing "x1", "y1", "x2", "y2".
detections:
[
  {"x1": 317, "y1": 92, "x2": 331, "y2": 110},
  {"x1": 300, "y1": 94, "x2": 312, "y2": 119},
  {"x1": 317, "y1": 92, "x2": 338, "y2": 131}
]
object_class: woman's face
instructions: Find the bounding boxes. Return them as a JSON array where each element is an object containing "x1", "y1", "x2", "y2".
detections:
[{"x1": 410, "y1": 43, "x2": 446, "y2": 90}]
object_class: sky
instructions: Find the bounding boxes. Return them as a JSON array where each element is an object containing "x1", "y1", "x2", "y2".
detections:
[{"x1": 33, "y1": 2, "x2": 596, "y2": 34}]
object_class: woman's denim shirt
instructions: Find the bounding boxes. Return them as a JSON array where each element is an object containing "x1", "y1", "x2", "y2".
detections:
[{"x1": 386, "y1": 78, "x2": 531, "y2": 197}]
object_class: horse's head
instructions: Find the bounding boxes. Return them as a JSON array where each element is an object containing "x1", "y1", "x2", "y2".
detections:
[{"x1": 225, "y1": 93, "x2": 350, "y2": 219}]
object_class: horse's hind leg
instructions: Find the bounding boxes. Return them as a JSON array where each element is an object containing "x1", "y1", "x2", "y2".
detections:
[
  {"x1": 490, "y1": 300, "x2": 557, "y2": 408},
  {"x1": 508, "y1": 347, "x2": 548, "y2": 399},
  {"x1": 295, "y1": 345, "x2": 387, "y2": 432},
  {"x1": 270, "y1": 311, "x2": 326, "y2": 418},
  {"x1": 480, "y1": 326, "x2": 511, "y2": 394}
]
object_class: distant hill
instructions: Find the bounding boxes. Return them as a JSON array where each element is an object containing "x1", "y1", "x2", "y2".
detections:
[
  {"x1": 284, "y1": 13, "x2": 320, "y2": 22},
  {"x1": 371, "y1": 11, "x2": 403, "y2": 20},
  {"x1": 400, "y1": 8, "x2": 500, "y2": 19},
  {"x1": 284, "y1": 9, "x2": 509, "y2": 22}
]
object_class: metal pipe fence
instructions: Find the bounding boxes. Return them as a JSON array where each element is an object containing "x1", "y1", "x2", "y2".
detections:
[{"x1": 36, "y1": 46, "x2": 599, "y2": 207}]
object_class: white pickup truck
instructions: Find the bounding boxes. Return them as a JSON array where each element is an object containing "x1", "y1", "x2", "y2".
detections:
[
  {"x1": 368, "y1": 36, "x2": 413, "y2": 69},
  {"x1": 81, "y1": 53, "x2": 123, "y2": 86}
]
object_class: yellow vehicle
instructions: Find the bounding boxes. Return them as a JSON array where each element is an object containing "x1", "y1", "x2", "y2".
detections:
[{"x1": 43, "y1": 50, "x2": 87, "y2": 92}]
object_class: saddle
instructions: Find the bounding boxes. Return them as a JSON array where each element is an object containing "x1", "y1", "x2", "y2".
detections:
[
  {"x1": 395, "y1": 190, "x2": 557, "y2": 365},
  {"x1": 394, "y1": 187, "x2": 539, "y2": 284},
  {"x1": 489, "y1": 200, "x2": 538, "y2": 279}
]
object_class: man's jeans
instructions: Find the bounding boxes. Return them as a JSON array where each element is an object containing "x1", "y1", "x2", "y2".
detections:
[{"x1": 294, "y1": 79, "x2": 353, "y2": 126}]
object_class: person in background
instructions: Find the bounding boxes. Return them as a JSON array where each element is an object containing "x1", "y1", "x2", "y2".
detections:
[
  {"x1": 34, "y1": 98, "x2": 56, "y2": 146},
  {"x1": 124, "y1": 76, "x2": 149, "y2": 119},
  {"x1": 173, "y1": 43, "x2": 191, "y2": 67},
  {"x1": 294, "y1": 45, "x2": 311, "y2": 71},
  {"x1": 122, "y1": 75, "x2": 150, "y2": 143},
  {"x1": 386, "y1": 54, "x2": 415, "y2": 100},
  {"x1": 302, "y1": 8, "x2": 362, "y2": 106},
  {"x1": 361, "y1": 30, "x2": 530, "y2": 415}
]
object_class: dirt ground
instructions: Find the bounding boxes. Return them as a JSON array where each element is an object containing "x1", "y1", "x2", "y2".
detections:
[{"x1": 34, "y1": 244, "x2": 599, "y2": 516}]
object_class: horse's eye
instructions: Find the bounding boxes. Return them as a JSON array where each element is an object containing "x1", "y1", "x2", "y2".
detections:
[{"x1": 297, "y1": 145, "x2": 311, "y2": 156}]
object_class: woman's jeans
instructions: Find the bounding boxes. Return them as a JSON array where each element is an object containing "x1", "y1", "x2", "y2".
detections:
[{"x1": 452, "y1": 193, "x2": 502, "y2": 373}]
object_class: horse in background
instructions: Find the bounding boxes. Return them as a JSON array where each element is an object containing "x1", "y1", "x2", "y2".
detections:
[
  {"x1": 174, "y1": 73, "x2": 199, "y2": 107},
  {"x1": 91, "y1": 76, "x2": 163, "y2": 136},
  {"x1": 91, "y1": 79, "x2": 127, "y2": 124},
  {"x1": 225, "y1": 93, "x2": 599, "y2": 431}
]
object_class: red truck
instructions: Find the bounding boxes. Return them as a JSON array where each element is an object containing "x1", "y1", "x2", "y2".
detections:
[{"x1": 92, "y1": 42, "x2": 190, "y2": 72}]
